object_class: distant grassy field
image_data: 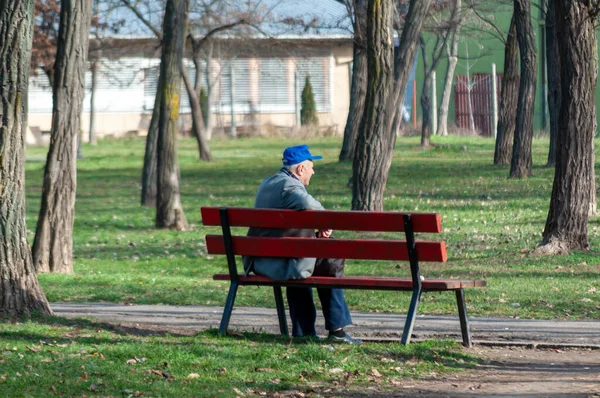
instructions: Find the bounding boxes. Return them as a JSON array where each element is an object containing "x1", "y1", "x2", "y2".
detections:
[{"x1": 23, "y1": 135, "x2": 600, "y2": 320}]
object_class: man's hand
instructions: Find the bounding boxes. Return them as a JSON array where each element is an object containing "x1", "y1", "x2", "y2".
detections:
[{"x1": 317, "y1": 229, "x2": 333, "y2": 238}]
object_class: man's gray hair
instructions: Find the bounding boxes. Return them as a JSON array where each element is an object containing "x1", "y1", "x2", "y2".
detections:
[{"x1": 285, "y1": 160, "x2": 311, "y2": 174}]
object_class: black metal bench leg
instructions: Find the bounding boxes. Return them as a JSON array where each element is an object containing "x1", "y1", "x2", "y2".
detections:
[
  {"x1": 219, "y1": 281, "x2": 239, "y2": 335},
  {"x1": 273, "y1": 286, "x2": 289, "y2": 336},
  {"x1": 456, "y1": 289, "x2": 472, "y2": 347},
  {"x1": 401, "y1": 288, "x2": 422, "y2": 345}
]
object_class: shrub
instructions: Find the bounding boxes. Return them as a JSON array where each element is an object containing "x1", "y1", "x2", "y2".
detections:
[{"x1": 300, "y1": 76, "x2": 318, "y2": 126}]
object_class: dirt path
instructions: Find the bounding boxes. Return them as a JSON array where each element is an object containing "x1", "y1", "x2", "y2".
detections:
[{"x1": 374, "y1": 347, "x2": 600, "y2": 397}]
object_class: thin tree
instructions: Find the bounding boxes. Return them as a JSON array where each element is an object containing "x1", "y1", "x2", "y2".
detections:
[
  {"x1": 389, "y1": 0, "x2": 433, "y2": 145},
  {"x1": 183, "y1": 7, "x2": 257, "y2": 160},
  {"x1": 509, "y1": 0, "x2": 537, "y2": 178},
  {"x1": 121, "y1": 0, "x2": 166, "y2": 206},
  {"x1": 352, "y1": 0, "x2": 432, "y2": 211},
  {"x1": 155, "y1": 0, "x2": 189, "y2": 230},
  {"x1": 545, "y1": 0, "x2": 560, "y2": 167},
  {"x1": 32, "y1": 0, "x2": 93, "y2": 274},
  {"x1": 437, "y1": 0, "x2": 463, "y2": 137},
  {"x1": 418, "y1": 30, "x2": 448, "y2": 148},
  {"x1": 494, "y1": 15, "x2": 518, "y2": 165},
  {"x1": 537, "y1": 0, "x2": 598, "y2": 254},
  {"x1": 339, "y1": 0, "x2": 367, "y2": 162},
  {"x1": 0, "y1": 0, "x2": 53, "y2": 316}
]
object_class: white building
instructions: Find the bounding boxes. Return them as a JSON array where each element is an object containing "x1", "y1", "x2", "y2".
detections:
[{"x1": 26, "y1": 0, "x2": 356, "y2": 144}]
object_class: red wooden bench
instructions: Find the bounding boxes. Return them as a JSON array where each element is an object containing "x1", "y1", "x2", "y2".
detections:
[{"x1": 201, "y1": 206, "x2": 486, "y2": 346}]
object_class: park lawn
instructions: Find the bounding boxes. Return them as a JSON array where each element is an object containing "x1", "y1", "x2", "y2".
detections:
[
  {"x1": 22, "y1": 135, "x2": 600, "y2": 320},
  {"x1": 0, "y1": 317, "x2": 477, "y2": 396}
]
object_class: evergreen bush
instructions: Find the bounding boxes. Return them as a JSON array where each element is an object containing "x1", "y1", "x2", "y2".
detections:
[{"x1": 301, "y1": 76, "x2": 318, "y2": 126}]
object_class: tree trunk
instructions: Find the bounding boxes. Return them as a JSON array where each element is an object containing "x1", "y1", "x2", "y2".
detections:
[
  {"x1": 438, "y1": 27, "x2": 460, "y2": 136},
  {"x1": 32, "y1": 0, "x2": 93, "y2": 274},
  {"x1": 141, "y1": 79, "x2": 161, "y2": 207},
  {"x1": 509, "y1": 0, "x2": 537, "y2": 178},
  {"x1": 419, "y1": 36, "x2": 432, "y2": 148},
  {"x1": 389, "y1": 0, "x2": 433, "y2": 139},
  {"x1": 494, "y1": 16, "x2": 519, "y2": 165},
  {"x1": 538, "y1": 0, "x2": 597, "y2": 254},
  {"x1": 0, "y1": 0, "x2": 53, "y2": 317},
  {"x1": 339, "y1": 0, "x2": 367, "y2": 162},
  {"x1": 352, "y1": 0, "x2": 430, "y2": 211},
  {"x1": 420, "y1": 73, "x2": 432, "y2": 147},
  {"x1": 155, "y1": 0, "x2": 188, "y2": 230},
  {"x1": 182, "y1": 61, "x2": 212, "y2": 161},
  {"x1": 351, "y1": 0, "x2": 395, "y2": 211},
  {"x1": 545, "y1": 0, "x2": 560, "y2": 167}
]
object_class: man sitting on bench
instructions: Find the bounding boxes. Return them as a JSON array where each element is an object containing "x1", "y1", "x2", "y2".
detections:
[{"x1": 242, "y1": 144, "x2": 362, "y2": 344}]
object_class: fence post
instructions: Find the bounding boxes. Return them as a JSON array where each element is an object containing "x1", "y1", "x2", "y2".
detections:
[
  {"x1": 431, "y1": 70, "x2": 437, "y2": 135},
  {"x1": 229, "y1": 63, "x2": 236, "y2": 138},
  {"x1": 491, "y1": 64, "x2": 498, "y2": 139}
]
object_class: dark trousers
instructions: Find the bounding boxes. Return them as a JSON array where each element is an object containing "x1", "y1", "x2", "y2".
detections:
[{"x1": 286, "y1": 287, "x2": 352, "y2": 337}]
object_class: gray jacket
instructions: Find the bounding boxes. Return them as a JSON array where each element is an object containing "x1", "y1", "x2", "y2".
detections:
[{"x1": 242, "y1": 169, "x2": 324, "y2": 280}]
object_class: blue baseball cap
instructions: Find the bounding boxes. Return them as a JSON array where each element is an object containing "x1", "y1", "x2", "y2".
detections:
[{"x1": 282, "y1": 144, "x2": 323, "y2": 166}]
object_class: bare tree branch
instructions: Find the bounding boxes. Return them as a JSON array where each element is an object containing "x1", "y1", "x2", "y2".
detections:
[
  {"x1": 188, "y1": 19, "x2": 248, "y2": 52},
  {"x1": 120, "y1": 0, "x2": 163, "y2": 39}
]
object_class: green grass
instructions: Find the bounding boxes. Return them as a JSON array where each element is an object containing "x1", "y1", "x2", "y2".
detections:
[
  {"x1": 0, "y1": 317, "x2": 477, "y2": 396},
  {"x1": 23, "y1": 135, "x2": 600, "y2": 320},
  {"x1": 4, "y1": 134, "x2": 597, "y2": 395}
]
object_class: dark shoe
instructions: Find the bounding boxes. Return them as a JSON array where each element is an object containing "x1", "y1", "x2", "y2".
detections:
[{"x1": 328, "y1": 332, "x2": 362, "y2": 344}]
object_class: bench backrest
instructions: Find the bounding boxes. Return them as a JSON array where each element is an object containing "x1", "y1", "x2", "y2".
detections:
[{"x1": 201, "y1": 207, "x2": 447, "y2": 286}]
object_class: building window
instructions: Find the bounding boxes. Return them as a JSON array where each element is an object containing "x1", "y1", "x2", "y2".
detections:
[{"x1": 258, "y1": 58, "x2": 290, "y2": 112}]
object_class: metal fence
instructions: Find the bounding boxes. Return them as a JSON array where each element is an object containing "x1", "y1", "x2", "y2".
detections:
[{"x1": 454, "y1": 73, "x2": 502, "y2": 137}]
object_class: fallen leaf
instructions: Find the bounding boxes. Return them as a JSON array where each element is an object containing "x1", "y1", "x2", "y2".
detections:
[
  {"x1": 329, "y1": 368, "x2": 344, "y2": 374},
  {"x1": 187, "y1": 373, "x2": 200, "y2": 379},
  {"x1": 371, "y1": 368, "x2": 381, "y2": 377},
  {"x1": 254, "y1": 368, "x2": 274, "y2": 373}
]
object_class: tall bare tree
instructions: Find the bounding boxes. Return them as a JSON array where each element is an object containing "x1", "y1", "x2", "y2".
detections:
[
  {"x1": 155, "y1": 0, "x2": 189, "y2": 229},
  {"x1": 389, "y1": 0, "x2": 433, "y2": 144},
  {"x1": 32, "y1": 0, "x2": 93, "y2": 274},
  {"x1": 418, "y1": 30, "x2": 447, "y2": 147},
  {"x1": 509, "y1": 0, "x2": 537, "y2": 178},
  {"x1": 545, "y1": 0, "x2": 560, "y2": 167},
  {"x1": 339, "y1": 0, "x2": 367, "y2": 162},
  {"x1": 0, "y1": 0, "x2": 53, "y2": 316},
  {"x1": 352, "y1": 0, "x2": 431, "y2": 211},
  {"x1": 494, "y1": 15, "x2": 518, "y2": 165},
  {"x1": 437, "y1": 0, "x2": 463, "y2": 137},
  {"x1": 537, "y1": 0, "x2": 598, "y2": 254}
]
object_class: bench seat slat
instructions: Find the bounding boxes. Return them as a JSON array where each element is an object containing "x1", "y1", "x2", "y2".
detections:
[
  {"x1": 201, "y1": 207, "x2": 442, "y2": 233},
  {"x1": 206, "y1": 235, "x2": 447, "y2": 262},
  {"x1": 213, "y1": 274, "x2": 486, "y2": 290}
]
